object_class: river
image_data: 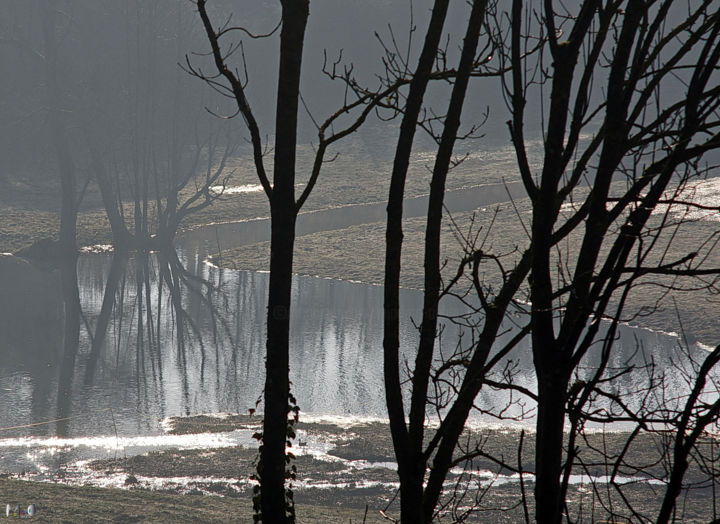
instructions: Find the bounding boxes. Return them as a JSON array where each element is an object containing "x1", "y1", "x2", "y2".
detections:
[{"x1": 0, "y1": 183, "x2": 712, "y2": 479}]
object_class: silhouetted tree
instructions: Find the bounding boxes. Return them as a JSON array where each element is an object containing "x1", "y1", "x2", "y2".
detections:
[
  {"x1": 380, "y1": 0, "x2": 720, "y2": 522},
  {"x1": 513, "y1": 3, "x2": 720, "y2": 522},
  {"x1": 381, "y1": 1, "x2": 493, "y2": 522},
  {"x1": 190, "y1": 0, "x2": 407, "y2": 520}
]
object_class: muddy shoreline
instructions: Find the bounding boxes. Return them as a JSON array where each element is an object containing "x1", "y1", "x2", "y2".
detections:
[{"x1": 4, "y1": 414, "x2": 717, "y2": 523}]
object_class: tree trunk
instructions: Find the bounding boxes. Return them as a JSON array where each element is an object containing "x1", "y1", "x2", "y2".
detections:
[
  {"x1": 382, "y1": 3, "x2": 450, "y2": 522},
  {"x1": 40, "y1": 0, "x2": 79, "y2": 272},
  {"x1": 656, "y1": 453, "x2": 688, "y2": 524},
  {"x1": 262, "y1": 207, "x2": 297, "y2": 523},
  {"x1": 41, "y1": 0, "x2": 82, "y2": 437},
  {"x1": 56, "y1": 254, "x2": 80, "y2": 438},
  {"x1": 260, "y1": 2, "x2": 308, "y2": 522},
  {"x1": 407, "y1": 4, "x2": 486, "y2": 520},
  {"x1": 534, "y1": 364, "x2": 570, "y2": 524},
  {"x1": 85, "y1": 134, "x2": 131, "y2": 249}
]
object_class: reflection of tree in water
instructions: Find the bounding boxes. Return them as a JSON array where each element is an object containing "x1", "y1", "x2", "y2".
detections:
[
  {"x1": 65, "y1": 244, "x2": 236, "y2": 433},
  {"x1": 2, "y1": 0, "x2": 238, "y2": 438},
  {"x1": 55, "y1": 254, "x2": 81, "y2": 438},
  {"x1": 83, "y1": 252, "x2": 129, "y2": 387},
  {"x1": 0, "y1": 255, "x2": 63, "y2": 437}
]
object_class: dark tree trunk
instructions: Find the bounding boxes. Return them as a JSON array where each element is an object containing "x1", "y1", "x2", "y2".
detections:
[
  {"x1": 194, "y1": 1, "x2": 314, "y2": 520},
  {"x1": 382, "y1": 2, "x2": 490, "y2": 520},
  {"x1": 260, "y1": 2, "x2": 308, "y2": 522},
  {"x1": 534, "y1": 363, "x2": 570, "y2": 524},
  {"x1": 382, "y1": 2, "x2": 450, "y2": 521},
  {"x1": 262, "y1": 207, "x2": 297, "y2": 523},
  {"x1": 411, "y1": 2, "x2": 486, "y2": 520},
  {"x1": 656, "y1": 453, "x2": 689, "y2": 524}
]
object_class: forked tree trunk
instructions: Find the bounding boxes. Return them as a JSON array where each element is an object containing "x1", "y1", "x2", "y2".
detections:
[{"x1": 382, "y1": 4, "x2": 450, "y2": 523}]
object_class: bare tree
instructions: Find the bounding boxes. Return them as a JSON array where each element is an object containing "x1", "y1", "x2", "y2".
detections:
[
  {"x1": 513, "y1": 2, "x2": 720, "y2": 522},
  {"x1": 379, "y1": 0, "x2": 720, "y2": 522},
  {"x1": 63, "y1": 2, "x2": 239, "y2": 383},
  {"x1": 79, "y1": 1, "x2": 234, "y2": 253},
  {"x1": 189, "y1": 0, "x2": 411, "y2": 520},
  {"x1": 381, "y1": 1, "x2": 495, "y2": 522}
]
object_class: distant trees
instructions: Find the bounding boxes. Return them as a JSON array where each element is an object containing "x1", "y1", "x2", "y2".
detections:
[
  {"x1": 1, "y1": 1, "x2": 233, "y2": 254},
  {"x1": 1, "y1": 0, "x2": 240, "y2": 430},
  {"x1": 379, "y1": 0, "x2": 720, "y2": 522},
  {"x1": 77, "y1": 1, "x2": 235, "y2": 253}
]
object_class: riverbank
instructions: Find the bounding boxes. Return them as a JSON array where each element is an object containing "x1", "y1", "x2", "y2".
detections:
[
  {"x1": 3, "y1": 166, "x2": 720, "y2": 521},
  {"x1": 0, "y1": 142, "x2": 516, "y2": 254},
  {"x1": 0, "y1": 479, "x2": 389, "y2": 523},
  {"x1": 4, "y1": 414, "x2": 717, "y2": 523},
  {"x1": 213, "y1": 195, "x2": 720, "y2": 346},
  {"x1": 6, "y1": 164, "x2": 717, "y2": 346}
]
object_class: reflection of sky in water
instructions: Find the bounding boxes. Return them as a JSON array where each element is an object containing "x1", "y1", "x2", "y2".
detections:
[
  {"x1": 210, "y1": 184, "x2": 263, "y2": 194},
  {"x1": 0, "y1": 262, "x2": 427, "y2": 441},
  {"x1": 1, "y1": 197, "x2": 718, "y2": 482},
  {"x1": 0, "y1": 418, "x2": 663, "y2": 493},
  {"x1": 0, "y1": 255, "x2": 714, "y2": 440},
  {"x1": 0, "y1": 429, "x2": 255, "y2": 476},
  {"x1": 658, "y1": 176, "x2": 720, "y2": 222},
  {"x1": 561, "y1": 175, "x2": 720, "y2": 222}
]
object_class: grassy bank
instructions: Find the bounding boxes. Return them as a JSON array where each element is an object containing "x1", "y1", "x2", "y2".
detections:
[
  {"x1": 214, "y1": 196, "x2": 720, "y2": 345},
  {"x1": 0, "y1": 479, "x2": 391, "y2": 523},
  {"x1": 0, "y1": 142, "x2": 519, "y2": 254}
]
